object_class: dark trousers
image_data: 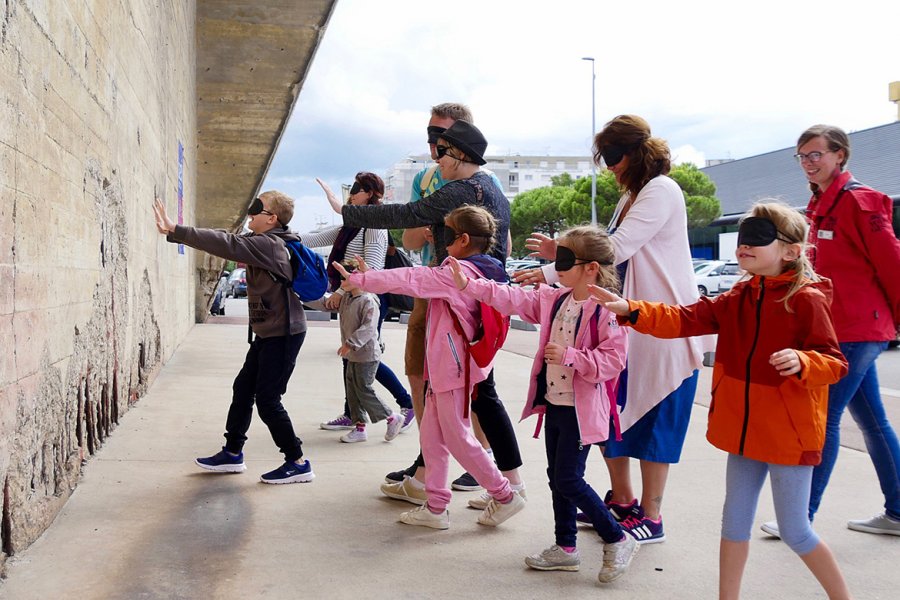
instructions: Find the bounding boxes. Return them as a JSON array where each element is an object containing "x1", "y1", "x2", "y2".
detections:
[
  {"x1": 414, "y1": 370, "x2": 523, "y2": 472},
  {"x1": 224, "y1": 332, "x2": 305, "y2": 463},
  {"x1": 545, "y1": 403, "x2": 623, "y2": 546}
]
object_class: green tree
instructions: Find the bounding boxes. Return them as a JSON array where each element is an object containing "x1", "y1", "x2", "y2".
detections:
[
  {"x1": 669, "y1": 163, "x2": 721, "y2": 227},
  {"x1": 550, "y1": 172, "x2": 575, "y2": 187},
  {"x1": 509, "y1": 186, "x2": 573, "y2": 256}
]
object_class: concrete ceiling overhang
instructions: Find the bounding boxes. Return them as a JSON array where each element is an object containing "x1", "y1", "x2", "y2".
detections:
[{"x1": 195, "y1": 0, "x2": 337, "y2": 230}]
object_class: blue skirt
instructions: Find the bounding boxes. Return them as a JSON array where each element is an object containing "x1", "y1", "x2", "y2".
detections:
[{"x1": 604, "y1": 368, "x2": 699, "y2": 463}]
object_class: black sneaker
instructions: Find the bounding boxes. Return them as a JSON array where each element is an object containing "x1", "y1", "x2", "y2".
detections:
[
  {"x1": 260, "y1": 459, "x2": 315, "y2": 484},
  {"x1": 451, "y1": 471, "x2": 482, "y2": 491},
  {"x1": 384, "y1": 461, "x2": 418, "y2": 484}
]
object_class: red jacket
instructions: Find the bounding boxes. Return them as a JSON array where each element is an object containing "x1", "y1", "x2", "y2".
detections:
[
  {"x1": 624, "y1": 274, "x2": 847, "y2": 466},
  {"x1": 806, "y1": 171, "x2": 900, "y2": 342}
]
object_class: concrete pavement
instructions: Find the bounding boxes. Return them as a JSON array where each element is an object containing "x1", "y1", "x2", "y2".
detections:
[{"x1": 1, "y1": 302, "x2": 898, "y2": 599}]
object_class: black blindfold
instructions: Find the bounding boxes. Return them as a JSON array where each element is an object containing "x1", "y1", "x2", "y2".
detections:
[{"x1": 737, "y1": 217, "x2": 793, "y2": 247}]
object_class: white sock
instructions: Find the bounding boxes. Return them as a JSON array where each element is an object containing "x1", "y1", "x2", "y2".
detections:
[
  {"x1": 407, "y1": 476, "x2": 425, "y2": 490},
  {"x1": 511, "y1": 482, "x2": 525, "y2": 492}
]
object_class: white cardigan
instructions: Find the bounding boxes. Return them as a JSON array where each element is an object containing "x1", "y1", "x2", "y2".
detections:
[{"x1": 542, "y1": 175, "x2": 705, "y2": 430}]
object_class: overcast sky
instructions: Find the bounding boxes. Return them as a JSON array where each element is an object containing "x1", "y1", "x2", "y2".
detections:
[{"x1": 260, "y1": 0, "x2": 899, "y2": 234}]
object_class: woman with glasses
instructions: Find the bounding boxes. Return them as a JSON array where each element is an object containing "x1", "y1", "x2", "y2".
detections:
[
  {"x1": 309, "y1": 171, "x2": 415, "y2": 435},
  {"x1": 762, "y1": 124, "x2": 900, "y2": 537},
  {"x1": 514, "y1": 115, "x2": 706, "y2": 545}
]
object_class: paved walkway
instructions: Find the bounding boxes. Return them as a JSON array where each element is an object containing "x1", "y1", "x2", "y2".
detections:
[{"x1": 1, "y1": 314, "x2": 897, "y2": 599}]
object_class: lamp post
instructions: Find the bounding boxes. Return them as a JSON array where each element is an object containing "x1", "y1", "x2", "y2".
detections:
[{"x1": 581, "y1": 57, "x2": 597, "y2": 226}]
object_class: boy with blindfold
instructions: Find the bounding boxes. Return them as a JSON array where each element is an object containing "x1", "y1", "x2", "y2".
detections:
[{"x1": 153, "y1": 192, "x2": 314, "y2": 484}]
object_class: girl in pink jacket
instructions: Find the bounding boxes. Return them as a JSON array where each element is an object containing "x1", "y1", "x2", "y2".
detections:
[
  {"x1": 449, "y1": 226, "x2": 636, "y2": 584},
  {"x1": 333, "y1": 205, "x2": 525, "y2": 530}
]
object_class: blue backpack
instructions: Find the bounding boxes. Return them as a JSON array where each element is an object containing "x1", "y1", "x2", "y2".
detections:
[{"x1": 283, "y1": 240, "x2": 328, "y2": 302}]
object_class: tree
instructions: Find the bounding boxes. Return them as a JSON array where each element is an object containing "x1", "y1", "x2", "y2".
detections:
[
  {"x1": 509, "y1": 186, "x2": 573, "y2": 256},
  {"x1": 669, "y1": 163, "x2": 721, "y2": 228},
  {"x1": 550, "y1": 172, "x2": 575, "y2": 187}
]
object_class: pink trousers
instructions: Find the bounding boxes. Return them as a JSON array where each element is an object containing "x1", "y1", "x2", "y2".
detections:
[{"x1": 421, "y1": 386, "x2": 511, "y2": 511}]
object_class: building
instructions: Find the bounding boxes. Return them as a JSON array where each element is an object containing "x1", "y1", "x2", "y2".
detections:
[{"x1": 384, "y1": 154, "x2": 593, "y2": 204}]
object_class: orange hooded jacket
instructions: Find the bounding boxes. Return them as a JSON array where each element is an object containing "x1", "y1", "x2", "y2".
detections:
[{"x1": 622, "y1": 273, "x2": 847, "y2": 466}]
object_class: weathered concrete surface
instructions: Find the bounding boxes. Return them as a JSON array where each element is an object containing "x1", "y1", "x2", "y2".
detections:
[
  {"x1": 0, "y1": 319, "x2": 896, "y2": 599},
  {"x1": 0, "y1": 0, "x2": 335, "y2": 563}
]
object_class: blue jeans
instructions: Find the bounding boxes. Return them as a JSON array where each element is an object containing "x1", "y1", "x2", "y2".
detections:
[
  {"x1": 809, "y1": 341, "x2": 900, "y2": 520},
  {"x1": 545, "y1": 404, "x2": 623, "y2": 546}
]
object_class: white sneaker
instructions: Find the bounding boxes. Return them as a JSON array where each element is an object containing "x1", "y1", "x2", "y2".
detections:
[
  {"x1": 847, "y1": 512, "x2": 900, "y2": 536},
  {"x1": 384, "y1": 413, "x2": 403, "y2": 441},
  {"x1": 598, "y1": 534, "x2": 639, "y2": 583},
  {"x1": 468, "y1": 486, "x2": 527, "y2": 510},
  {"x1": 400, "y1": 504, "x2": 450, "y2": 530},
  {"x1": 380, "y1": 476, "x2": 427, "y2": 505},
  {"x1": 340, "y1": 428, "x2": 368, "y2": 443},
  {"x1": 477, "y1": 491, "x2": 526, "y2": 526},
  {"x1": 760, "y1": 521, "x2": 781, "y2": 538},
  {"x1": 525, "y1": 544, "x2": 581, "y2": 571}
]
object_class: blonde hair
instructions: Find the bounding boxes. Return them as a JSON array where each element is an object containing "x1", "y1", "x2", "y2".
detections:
[
  {"x1": 744, "y1": 201, "x2": 819, "y2": 311},
  {"x1": 259, "y1": 190, "x2": 294, "y2": 226},
  {"x1": 444, "y1": 205, "x2": 497, "y2": 253},
  {"x1": 558, "y1": 226, "x2": 620, "y2": 290}
]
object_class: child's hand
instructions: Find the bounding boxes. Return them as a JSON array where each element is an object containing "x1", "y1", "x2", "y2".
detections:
[
  {"x1": 352, "y1": 255, "x2": 370, "y2": 273},
  {"x1": 525, "y1": 232, "x2": 557, "y2": 261},
  {"x1": 587, "y1": 285, "x2": 630, "y2": 316},
  {"x1": 543, "y1": 342, "x2": 566, "y2": 365},
  {"x1": 153, "y1": 197, "x2": 175, "y2": 234},
  {"x1": 447, "y1": 257, "x2": 469, "y2": 290},
  {"x1": 337, "y1": 343, "x2": 350, "y2": 357},
  {"x1": 770, "y1": 348, "x2": 802, "y2": 376},
  {"x1": 324, "y1": 293, "x2": 342, "y2": 310}
]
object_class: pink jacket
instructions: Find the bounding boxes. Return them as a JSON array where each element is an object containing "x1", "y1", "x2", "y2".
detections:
[
  {"x1": 348, "y1": 260, "x2": 492, "y2": 394},
  {"x1": 462, "y1": 280, "x2": 628, "y2": 445}
]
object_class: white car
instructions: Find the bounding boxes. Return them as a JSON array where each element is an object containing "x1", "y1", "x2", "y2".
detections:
[
  {"x1": 506, "y1": 259, "x2": 542, "y2": 277},
  {"x1": 695, "y1": 260, "x2": 723, "y2": 296}
]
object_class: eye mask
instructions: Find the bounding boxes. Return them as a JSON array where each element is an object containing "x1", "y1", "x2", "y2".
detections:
[{"x1": 738, "y1": 217, "x2": 792, "y2": 247}]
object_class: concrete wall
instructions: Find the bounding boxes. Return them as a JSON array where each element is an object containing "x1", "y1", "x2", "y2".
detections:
[{"x1": 0, "y1": 0, "x2": 197, "y2": 557}]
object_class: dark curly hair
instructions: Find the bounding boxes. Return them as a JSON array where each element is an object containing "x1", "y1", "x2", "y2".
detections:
[
  {"x1": 355, "y1": 172, "x2": 384, "y2": 204},
  {"x1": 592, "y1": 114, "x2": 671, "y2": 201}
]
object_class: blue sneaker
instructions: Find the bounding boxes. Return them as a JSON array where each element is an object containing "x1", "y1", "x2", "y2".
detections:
[
  {"x1": 260, "y1": 460, "x2": 315, "y2": 484},
  {"x1": 195, "y1": 447, "x2": 246, "y2": 473},
  {"x1": 621, "y1": 504, "x2": 665, "y2": 545}
]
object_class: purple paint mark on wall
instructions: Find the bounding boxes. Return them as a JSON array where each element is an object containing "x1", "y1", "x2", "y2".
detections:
[{"x1": 177, "y1": 142, "x2": 184, "y2": 255}]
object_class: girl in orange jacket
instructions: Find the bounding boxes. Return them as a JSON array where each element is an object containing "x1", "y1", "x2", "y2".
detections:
[{"x1": 590, "y1": 202, "x2": 853, "y2": 600}]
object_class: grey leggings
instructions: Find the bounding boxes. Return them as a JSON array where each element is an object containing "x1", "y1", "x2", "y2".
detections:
[{"x1": 721, "y1": 453, "x2": 820, "y2": 555}]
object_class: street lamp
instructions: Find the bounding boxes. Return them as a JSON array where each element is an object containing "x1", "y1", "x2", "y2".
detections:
[{"x1": 581, "y1": 57, "x2": 597, "y2": 226}]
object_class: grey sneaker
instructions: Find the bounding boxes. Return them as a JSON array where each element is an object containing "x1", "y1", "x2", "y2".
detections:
[
  {"x1": 477, "y1": 491, "x2": 526, "y2": 527},
  {"x1": 598, "y1": 534, "x2": 639, "y2": 583},
  {"x1": 847, "y1": 512, "x2": 900, "y2": 536},
  {"x1": 380, "y1": 476, "x2": 427, "y2": 505},
  {"x1": 468, "y1": 486, "x2": 527, "y2": 510},
  {"x1": 760, "y1": 521, "x2": 781, "y2": 538},
  {"x1": 524, "y1": 544, "x2": 581, "y2": 571},
  {"x1": 384, "y1": 413, "x2": 403, "y2": 441},
  {"x1": 399, "y1": 504, "x2": 450, "y2": 530}
]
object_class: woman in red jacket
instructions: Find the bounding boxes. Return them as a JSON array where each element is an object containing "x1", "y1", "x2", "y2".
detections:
[{"x1": 782, "y1": 125, "x2": 900, "y2": 537}]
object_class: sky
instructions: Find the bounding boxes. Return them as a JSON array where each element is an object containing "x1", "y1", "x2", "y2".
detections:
[{"x1": 261, "y1": 0, "x2": 900, "y2": 234}]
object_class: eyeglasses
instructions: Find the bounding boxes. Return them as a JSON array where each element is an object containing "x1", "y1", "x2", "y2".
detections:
[{"x1": 793, "y1": 150, "x2": 832, "y2": 164}]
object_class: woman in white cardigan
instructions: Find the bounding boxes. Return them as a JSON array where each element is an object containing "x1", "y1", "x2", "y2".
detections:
[{"x1": 515, "y1": 115, "x2": 704, "y2": 545}]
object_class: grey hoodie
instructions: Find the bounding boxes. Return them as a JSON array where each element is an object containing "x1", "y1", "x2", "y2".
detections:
[{"x1": 168, "y1": 225, "x2": 308, "y2": 338}]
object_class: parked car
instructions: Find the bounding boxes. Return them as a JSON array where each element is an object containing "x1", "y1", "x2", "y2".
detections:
[
  {"x1": 226, "y1": 268, "x2": 247, "y2": 298},
  {"x1": 506, "y1": 258, "x2": 542, "y2": 278},
  {"x1": 716, "y1": 262, "x2": 746, "y2": 294},
  {"x1": 694, "y1": 260, "x2": 725, "y2": 296}
]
